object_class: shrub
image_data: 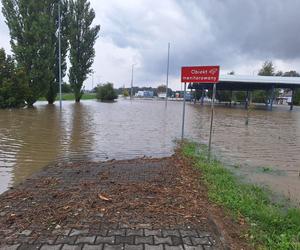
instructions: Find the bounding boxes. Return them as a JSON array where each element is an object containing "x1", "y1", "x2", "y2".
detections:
[{"x1": 96, "y1": 83, "x2": 118, "y2": 101}]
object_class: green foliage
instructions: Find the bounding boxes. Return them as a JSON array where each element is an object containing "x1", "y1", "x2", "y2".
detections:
[
  {"x1": 181, "y1": 142, "x2": 300, "y2": 250},
  {"x1": 233, "y1": 91, "x2": 247, "y2": 102},
  {"x1": 122, "y1": 89, "x2": 129, "y2": 97},
  {"x1": 61, "y1": 83, "x2": 73, "y2": 93},
  {"x1": 39, "y1": 92, "x2": 96, "y2": 101},
  {"x1": 216, "y1": 90, "x2": 232, "y2": 102},
  {"x1": 68, "y1": 0, "x2": 100, "y2": 103},
  {"x1": 252, "y1": 90, "x2": 268, "y2": 103},
  {"x1": 282, "y1": 71, "x2": 300, "y2": 77},
  {"x1": 46, "y1": 0, "x2": 69, "y2": 104},
  {"x1": 0, "y1": 48, "x2": 27, "y2": 108},
  {"x1": 96, "y1": 83, "x2": 118, "y2": 101},
  {"x1": 259, "y1": 61, "x2": 275, "y2": 76},
  {"x1": 2, "y1": 0, "x2": 56, "y2": 107}
]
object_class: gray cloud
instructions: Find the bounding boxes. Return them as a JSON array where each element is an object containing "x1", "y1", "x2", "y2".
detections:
[{"x1": 1, "y1": 0, "x2": 300, "y2": 89}]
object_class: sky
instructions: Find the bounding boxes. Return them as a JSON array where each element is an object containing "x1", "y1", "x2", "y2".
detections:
[{"x1": 1, "y1": 0, "x2": 300, "y2": 90}]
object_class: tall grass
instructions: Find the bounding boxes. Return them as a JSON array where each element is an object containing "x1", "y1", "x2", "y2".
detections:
[{"x1": 181, "y1": 142, "x2": 300, "y2": 250}]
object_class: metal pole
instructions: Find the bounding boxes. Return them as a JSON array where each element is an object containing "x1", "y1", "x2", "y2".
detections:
[
  {"x1": 130, "y1": 64, "x2": 134, "y2": 100},
  {"x1": 181, "y1": 82, "x2": 187, "y2": 140},
  {"x1": 165, "y1": 42, "x2": 170, "y2": 107},
  {"x1": 245, "y1": 90, "x2": 249, "y2": 110},
  {"x1": 208, "y1": 84, "x2": 217, "y2": 160},
  {"x1": 92, "y1": 73, "x2": 94, "y2": 90},
  {"x1": 290, "y1": 88, "x2": 295, "y2": 111},
  {"x1": 58, "y1": 0, "x2": 62, "y2": 110},
  {"x1": 270, "y1": 85, "x2": 275, "y2": 111}
]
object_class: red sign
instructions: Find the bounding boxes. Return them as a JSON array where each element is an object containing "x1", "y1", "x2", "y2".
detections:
[{"x1": 181, "y1": 66, "x2": 220, "y2": 83}]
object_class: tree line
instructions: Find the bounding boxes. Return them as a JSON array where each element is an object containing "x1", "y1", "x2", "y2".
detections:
[{"x1": 0, "y1": 0, "x2": 100, "y2": 108}]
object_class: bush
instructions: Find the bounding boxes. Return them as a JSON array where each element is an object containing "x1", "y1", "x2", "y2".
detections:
[
  {"x1": 96, "y1": 83, "x2": 118, "y2": 101},
  {"x1": 123, "y1": 89, "x2": 129, "y2": 97}
]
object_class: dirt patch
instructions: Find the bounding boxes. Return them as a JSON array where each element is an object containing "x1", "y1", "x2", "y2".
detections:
[{"x1": 0, "y1": 152, "x2": 251, "y2": 249}]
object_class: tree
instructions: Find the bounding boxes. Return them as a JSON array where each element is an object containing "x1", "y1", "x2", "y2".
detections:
[
  {"x1": 0, "y1": 48, "x2": 28, "y2": 108},
  {"x1": 2, "y1": 0, "x2": 56, "y2": 107},
  {"x1": 96, "y1": 83, "x2": 118, "y2": 101},
  {"x1": 62, "y1": 83, "x2": 73, "y2": 93},
  {"x1": 282, "y1": 71, "x2": 300, "y2": 77},
  {"x1": 258, "y1": 61, "x2": 275, "y2": 76},
  {"x1": 234, "y1": 91, "x2": 247, "y2": 103},
  {"x1": 68, "y1": 0, "x2": 100, "y2": 103},
  {"x1": 46, "y1": 0, "x2": 69, "y2": 104},
  {"x1": 253, "y1": 61, "x2": 276, "y2": 103},
  {"x1": 157, "y1": 85, "x2": 166, "y2": 94}
]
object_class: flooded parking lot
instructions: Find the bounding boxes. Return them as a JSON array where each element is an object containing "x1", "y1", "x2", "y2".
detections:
[{"x1": 0, "y1": 99, "x2": 299, "y2": 205}]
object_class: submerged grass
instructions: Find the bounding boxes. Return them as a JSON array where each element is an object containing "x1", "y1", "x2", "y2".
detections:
[
  {"x1": 181, "y1": 141, "x2": 300, "y2": 250},
  {"x1": 39, "y1": 93, "x2": 96, "y2": 101}
]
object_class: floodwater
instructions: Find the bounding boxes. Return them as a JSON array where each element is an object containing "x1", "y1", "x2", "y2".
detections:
[{"x1": 0, "y1": 99, "x2": 300, "y2": 205}]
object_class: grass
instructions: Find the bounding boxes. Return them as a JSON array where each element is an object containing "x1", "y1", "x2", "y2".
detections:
[
  {"x1": 39, "y1": 93, "x2": 96, "y2": 101},
  {"x1": 181, "y1": 141, "x2": 300, "y2": 250}
]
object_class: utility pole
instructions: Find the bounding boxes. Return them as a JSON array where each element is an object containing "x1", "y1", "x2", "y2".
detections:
[
  {"x1": 208, "y1": 83, "x2": 217, "y2": 161},
  {"x1": 165, "y1": 42, "x2": 170, "y2": 107},
  {"x1": 58, "y1": 0, "x2": 62, "y2": 110},
  {"x1": 130, "y1": 64, "x2": 135, "y2": 100},
  {"x1": 92, "y1": 73, "x2": 94, "y2": 90}
]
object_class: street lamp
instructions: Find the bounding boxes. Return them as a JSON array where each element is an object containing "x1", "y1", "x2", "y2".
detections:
[
  {"x1": 130, "y1": 64, "x2": 136, "y2": 100},
  {"x1": 58, "y1": 0, "x2": 62, "y2": 110},
  {"x1": 165, "y1": 42, "x2": 170, "y2": 107}
]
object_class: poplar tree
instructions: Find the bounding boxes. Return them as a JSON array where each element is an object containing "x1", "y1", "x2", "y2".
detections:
[
  {"x1": 46, "y1": 0, "x2": 69, "y2": 104},
  {"x1": 2, "y1": 0, "x2": 55, "y2": 107},
  {"x1": 68, "y1": 0, "x2": 100, "y2": 103}
]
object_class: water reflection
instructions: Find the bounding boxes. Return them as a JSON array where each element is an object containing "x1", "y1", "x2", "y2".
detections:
[
  {"x1": 12, "y1": 105, "x2": 62, "y2": 184},
  {"x1": 0, "y1": 100, "x2": 299, "y2": 205},
  {"x1": 66, "y1": 103, "x2": 95, "y2": 161}
]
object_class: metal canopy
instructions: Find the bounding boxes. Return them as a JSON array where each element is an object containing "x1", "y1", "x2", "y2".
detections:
[{"x1": 190, "y1": 75, "x2": 300, "y2": 91}]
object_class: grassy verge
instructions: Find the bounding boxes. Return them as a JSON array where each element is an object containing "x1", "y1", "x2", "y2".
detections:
[
  {"x1": 39, "y1": 93, "x2": 97, "y2": 101},
  {"x1": 181, "y1": 141, "x2": 300, "y2": 250}
]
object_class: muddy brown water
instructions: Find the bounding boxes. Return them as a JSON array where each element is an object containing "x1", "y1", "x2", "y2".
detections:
[{"x1": 0, "y1": 99, "x2": 300, "y2": 205}]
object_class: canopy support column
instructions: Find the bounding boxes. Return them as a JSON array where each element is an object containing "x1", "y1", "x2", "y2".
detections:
[
  {"x1": 201, "y1": 88, "x2": 205, "y2": 105},
  {"x1": 270, "y1": 85, "x2": 275, "y2": 111},
  {"x1": 230, "y1": 90, "x2": 233, "y2": 107},
  {"x1": 245, "y1": 91, "x2": 249, "y2": 110},
  {"x1": 290, "y1": 89, "x2": 295, "y2": 111}
]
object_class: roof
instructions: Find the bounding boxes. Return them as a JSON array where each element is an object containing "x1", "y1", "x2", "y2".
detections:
[{"x1": 190, "y1": 75, "x2": 300, "y2": 91}]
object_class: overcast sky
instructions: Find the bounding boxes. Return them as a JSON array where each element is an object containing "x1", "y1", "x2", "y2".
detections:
[{"x1": 1, "y1": 0, "x2": 300, "y2": 90}]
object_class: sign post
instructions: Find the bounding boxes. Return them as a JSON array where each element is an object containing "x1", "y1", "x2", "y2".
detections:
[
  {"x1": 181, "y1": 66, "x2": 220, "y2": 157},
  {"x1": 208, "y1": 83, "x2": 217, "y2": 161},
  {"x1": 181, "y1": 82, "x2": 187, "y2": 140}
]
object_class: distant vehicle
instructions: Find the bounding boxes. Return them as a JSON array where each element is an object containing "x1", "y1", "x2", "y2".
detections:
[{"x1": 157, "y1": 92, "x2": 167, "y2": 98}]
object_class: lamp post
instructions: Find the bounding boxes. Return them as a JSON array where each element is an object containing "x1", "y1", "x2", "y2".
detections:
[
  {"x1": 165, "y1": 42, "x2": 170, "y2": 107},
  {"x1": 58, "y1": 0, "x2": 62, "y2": 110},
  {"x1": 130, "y1": 64, "x2": 136, "y2": 100}
]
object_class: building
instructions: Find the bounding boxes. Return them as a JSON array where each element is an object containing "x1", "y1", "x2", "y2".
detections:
[{"x1": 135, "y1": 91, "x2": 154, "y2": 98}]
